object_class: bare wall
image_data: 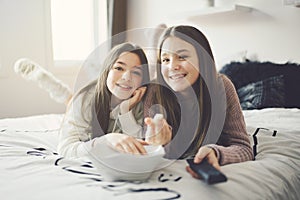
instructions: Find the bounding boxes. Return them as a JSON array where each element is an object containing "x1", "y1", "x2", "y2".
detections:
[
  {"x1": 0, "y1": 0, "x2": 77, "y2": 118},
  {"x1": 1, "y1": 0, "x2": 299, "y2": 118},
  {"x1": 127, "y1": 0, "x2": 300, "y2": 69}
]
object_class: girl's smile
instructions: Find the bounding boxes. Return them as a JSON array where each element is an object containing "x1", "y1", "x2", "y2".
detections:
[
  {"x1": 160, "y1": 36, "x2": 199, "y2": 93},
  {"x1": 106, "y1": 51, "x2": 143, "y2": 101}
]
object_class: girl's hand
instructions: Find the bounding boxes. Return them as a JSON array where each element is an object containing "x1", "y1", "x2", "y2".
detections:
[
  {"x1": 105, "y1": 133, "x2": 148, "y2": 155},
  {"x1": 120, "y1": 87, "x2": 147, "y2": 114},
  {"x1": 144, "y1": 117, "x2": 172, "y2": 146},
  {"x1": 185, "y1": 146, "x2": 220, "y2": 179}
]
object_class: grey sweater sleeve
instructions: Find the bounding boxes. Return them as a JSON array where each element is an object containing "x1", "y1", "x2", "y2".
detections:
[{"x1": 57, "y1": 87, "x2": 95, "y2": 158}]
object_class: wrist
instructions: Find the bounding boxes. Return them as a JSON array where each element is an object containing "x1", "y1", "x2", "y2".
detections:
[
  {"x1": 119, "y1": 101, "x2": 129, "y2": 115},
  {"x1": 206, "y1": 145, "x2": 219, "y2": 159}
]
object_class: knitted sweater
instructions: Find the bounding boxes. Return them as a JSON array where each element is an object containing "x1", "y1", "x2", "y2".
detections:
[
  {"x1": 208, "y1": 75, "x2": 254, "y2": 165},
  {"x1": 57, "y1": 81, "x2": 145, "y2": 158},
  {"x1": 143, "y1": 74, "x2": 253, "y2": 165},
  {"x1": 58, "y1": 75, "x2": 253, "y2": 165}
]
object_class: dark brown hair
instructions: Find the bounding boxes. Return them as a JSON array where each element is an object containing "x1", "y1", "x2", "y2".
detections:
[
  {"x1": 155, "y1": 25, "x2": 220, "y2": 158},
  {"x1": 92, "y1": 42, "x2": 150, "y2": 136}
]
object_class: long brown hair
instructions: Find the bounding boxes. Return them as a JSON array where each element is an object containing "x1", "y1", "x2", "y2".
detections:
[
  {"x1": 91, "y1": 42, "x2": 150, "y2": 137},
  {"x1": 154, "y1": 25, "x2": 221, "y2": 158}
]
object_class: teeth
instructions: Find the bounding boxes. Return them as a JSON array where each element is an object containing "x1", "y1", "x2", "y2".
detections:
[
  {"x1": 170, "y1": 74, "x2": 186, "y2": 80},
  {"x1": 117, "y1": 83, "x2": 132, "y2": 89}
]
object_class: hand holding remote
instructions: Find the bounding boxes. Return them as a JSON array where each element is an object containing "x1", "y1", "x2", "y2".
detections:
[{"x1": 187, "y1": 158, "x2": 227, "y2": 184}]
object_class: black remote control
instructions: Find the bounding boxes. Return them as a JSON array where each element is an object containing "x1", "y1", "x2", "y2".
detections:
[{"x1": 187, "y1": 158, "x2": 227, "y2": 184}]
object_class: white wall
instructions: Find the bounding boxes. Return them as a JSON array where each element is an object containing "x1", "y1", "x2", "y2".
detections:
[
  {"x1": 127, "y1": 0, "x2": 300, "y2": 69},
  {"x1": 0, "y1": 0, "x2": 77, "y2": 118},
  {"x1": 1, "y1": 0, "x2": 299, "y2": 118}
]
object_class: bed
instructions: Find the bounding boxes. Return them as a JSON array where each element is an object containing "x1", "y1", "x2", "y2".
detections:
[
  {"x1": 2, "y1": 58, "x2": 300, "y2": 199},
  {"x1": 1, "y1": 107, "x2": 300, "y2": 200}
]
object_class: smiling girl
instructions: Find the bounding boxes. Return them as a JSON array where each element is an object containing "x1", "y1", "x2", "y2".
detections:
[
  {"x1": 58, "y1": 42, "x2": 153, "y2": 158},
  {"x1": 144, "y1": 25, "x2": 253, "y2": 177}
]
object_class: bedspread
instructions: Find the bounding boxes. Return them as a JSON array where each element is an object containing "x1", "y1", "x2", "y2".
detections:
[{"x1": 0, "y1": 109, "x2": 300, "y2": 200}]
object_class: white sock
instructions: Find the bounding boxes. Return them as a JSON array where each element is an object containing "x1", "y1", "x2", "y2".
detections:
[{"x1": 14, "y1": 58, "x2": 72, "y2": 104}]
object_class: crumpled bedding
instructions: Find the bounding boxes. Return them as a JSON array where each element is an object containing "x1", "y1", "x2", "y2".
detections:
[{"x1": 0, "y1": 108, "x2": 299, "y2": 200}]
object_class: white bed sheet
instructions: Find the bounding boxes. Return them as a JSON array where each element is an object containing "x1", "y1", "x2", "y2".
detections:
[{"x1": 0, "y1": 108, "x2": 299, "y2": 200}]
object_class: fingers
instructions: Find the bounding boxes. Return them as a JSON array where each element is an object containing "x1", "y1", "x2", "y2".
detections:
[
  {"x1": 194, "y1": 146, "x2": 221, "y2": 171},
  {"x1": 154, "y1": 116, "x2": 164, "y2": 133},
  {"x1": 137, "y1": 139, "x2": 149, "y2": 145},
  {"x1": 211, "y1": 161, "x2": 221, "y2": 171},
  {"x1": 186, "y1": 146, "x2": 222, "y2": 179},
  {"x1": 159, "y1": 119, "x2": 172, "y2": 145},
  {"x1": 144, "y1": 118, "x2": 155, "y2": 144},
  {"x1": 186, "y1": 166, "x2": 200, "y2": 179},
  {"x1": 127, "y1": 87, "x2": 147, "y2": 111},
  {"x1": 129, "y1": 141, "x2": 146, "y2": 154},
  {"x1": 131, "y1": 87, "x2": 147, "y2": 103},
  {"x1": 137, "y1": 86, "x2": 147, "y2": 97},
  {"x1": 133, "y1": 139, "x2": 147, "y2": 154},
  {"x1": 144, "y1": 117, "x2": 152, "y2": 125},
  {"x1": 144, "y1": 117, "x2": 172, "y2": 146},
  {"x1": 106, "y1": 133, "x2": 147, "y2": 155},
  {"x1": 194, "y1": 146, "x2": 213, "y2": 163},
  {"x1": 207, "y1": 152, "x2": 221, "y2": 171},
  {"x1": 118, "y1": 139, "x2": 147, "y2": 155},
  {"x1": 204, "y1": 147, "x2": 221, "y2": 171},
  {"x1": 119, "y1": 87, "x2": 147, "y2": 114}
]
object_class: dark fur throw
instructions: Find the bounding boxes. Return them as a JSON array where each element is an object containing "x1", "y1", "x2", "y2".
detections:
[{"x1": 219, "y1": 61, "x2": 300, "y2": 109}]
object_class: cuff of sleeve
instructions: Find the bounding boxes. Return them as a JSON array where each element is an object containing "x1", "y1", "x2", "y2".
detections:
[
  {"x1": 118, "y1": 110, "x2": 142, "y2": 136},
  {"x1": 78, "y1": 139, "x2": 95, "y2": 157},
  {"x1": 110, "y1": 105, "x2": 120, "y2": 119},
  {"x1": 206, "y1": 144, "x2": 222, "y2": 164}
]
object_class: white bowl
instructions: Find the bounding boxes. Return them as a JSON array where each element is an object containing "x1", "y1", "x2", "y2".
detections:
[{"x1": 88, "y1": 143, "x2": 166, "y2": 181}]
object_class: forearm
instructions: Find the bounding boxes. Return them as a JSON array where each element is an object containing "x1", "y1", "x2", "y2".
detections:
[
  {"x1": 57, "y1": 136, "x2": 93, "y2": 158},
  {"x1": 214, "y1": 75, "x2": 254, "y2": 165},
  {"x1": 207, "y1": 142, "x2": 253, "y2": 165},
  {"x1": 58, "y1": 117, "x2": 94, "y2": 158},
  {"x1": 58, "y1": 93, "x2": 94, "y2": 158}
]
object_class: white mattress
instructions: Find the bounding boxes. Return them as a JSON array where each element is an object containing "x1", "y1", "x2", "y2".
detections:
[{"x1": 0, "y1": 108, "x2": 300, "y2": 200}]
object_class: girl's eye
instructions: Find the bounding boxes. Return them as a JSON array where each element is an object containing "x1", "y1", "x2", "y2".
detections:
[
  {"x1": 161, "y1": 58, "x2": 170, "y2": 63},
  {"x1": 178, "y1": 55, "x2": 188, "y2": 60},
  {"x1": 132, "y1": 70, "x2": 142, "y2": 76},
  {"x1": 113, "y1": 66, "x2": 124, "y2": 71}
]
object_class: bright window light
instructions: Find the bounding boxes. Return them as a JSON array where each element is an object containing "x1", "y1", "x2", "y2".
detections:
[{"x1": 50, "y1": 0, "x2": 107, "y2": 64}]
